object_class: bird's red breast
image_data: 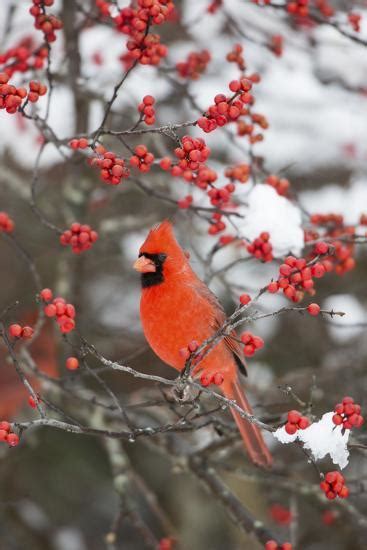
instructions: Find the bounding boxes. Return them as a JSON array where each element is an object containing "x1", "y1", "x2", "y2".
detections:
[{"x1": 136, "y1": 220, "x2": 239, "y2": 380}]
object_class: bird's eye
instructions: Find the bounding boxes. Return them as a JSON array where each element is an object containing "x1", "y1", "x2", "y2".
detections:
[{"x1": 157, "y1": 253, "x2": 167, "y2": 263}]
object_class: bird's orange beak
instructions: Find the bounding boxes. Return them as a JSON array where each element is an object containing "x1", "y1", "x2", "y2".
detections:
[{"x1": 133, "y1": 255, "x2": 156, "y2": 273}]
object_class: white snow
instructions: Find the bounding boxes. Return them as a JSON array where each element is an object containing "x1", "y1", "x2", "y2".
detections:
[
  {"x1": 274, "y1": 412, "x2": 350, "y2": 469},
  {"x1": 238, "y1": 184, "x2": 304, "y2": 257},
  {"x1": 322, "y1": 294, "x2": 367, "y2": 342}
]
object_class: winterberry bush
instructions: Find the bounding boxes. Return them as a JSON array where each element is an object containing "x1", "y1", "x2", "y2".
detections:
[{"x1": 0, "y1": 1, "x2": 367, "y2": 549}]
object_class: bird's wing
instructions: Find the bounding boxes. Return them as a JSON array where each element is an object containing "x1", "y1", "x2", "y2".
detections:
[{"x1": 191, "y1": 279, "x2": 247, "y2": 376}]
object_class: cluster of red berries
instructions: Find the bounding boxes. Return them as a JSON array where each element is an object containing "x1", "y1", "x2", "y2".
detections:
[
  {"x1": 267, "y1": 251, "x2": 329, "y2": 302},
  {"x1": 198, "y1": 56, "x2": 267, "y2": 142},
  {"x1": 138, "y1": 95, "x2": 156, "y2": 125},
  {"x1": 130, "y1": 145, "x2": 155, "y2": 172},
  {"x1": 30, "y1": 0, "x2": 63, "y2": 43},
  {"x1": 265, "y1": 542, "x2": 292, "y2": 550},
  {"x1": 115, "y1": 1, "x2": 173, "y2": 66},
  {"x1": 326, "y1": 239, "x2": 355, "y2": 275},
  {"x1": 176, "y1": 50, "x2": 211, "y2": 80},
  {"x1": 28, "y1": 80, "x2": 47, "y2": 103},
  {"x1": 208, "y1": 213, "x2": 226, "y2": 235},
  {"x1": 265, "y1": 174, "x2": 290, "y2": 196},
  {"x1": 238, "y1": 110, "x2": 268, "y2": 143},
  {"x1": 284, "y1": 410, "x2": 310, "y2": 434},
  {"x1": 306, "y1": 214, "x2": 356, "y2": 275},
  {"x1": 348, "y1": 13, "x2": 362, "y2": 32},
  {"x1": 332, "y1": 396, "x2": 364, "y2": 430},
  {"x1": 66, "y1": 357, "x2": 79, "y2": 371},
  {"x1": 90, "y1": 146, "x2": 130, "y2": 185},
  {"x1": 69, "y1": 138, "x2": 89, "y2": 149},
  {"x1": 95, "y1": 0, "x2": 111, "y2": 17},
  {"x1": 247, "y1": 232, "x2": 273, "y2": 262},
  {"x1": 0, "y1": 212, "x2": 14, "y2": 233},
  {"x1": 160, "y1": 136, "x2": 211, "y2": 180},
  {"x1": 240, "y1": 332, "x2": 264, "y2": 357},
  {"x1": 0, "y1": 421, "x2": 19, "y2": 447},
  {"x1": 269, "y1": 504, "x2": 292, "y2": 525},
  {"x1": 320, "y1": 471, "x2": 349, "y2": 500},
  {"x1": 194, "y1": 165, "x2": 218, "y2": 190},
  {"x1": 161, "y1": 137, "x2": 217, "y2": 194},
  {"x1": 200, "y1": 371, "x2": 224, "y2": 387},
  {"x1": 116, "y1": 0, "x2": 174, "y2": 31},
  {"x1": 40, "y1": 288, "x2": 76, "y2": 333},
  {"x1": 177, "y1": 195, "x2": 193, "y2": 209},
  {"x1": 207, "y1": 183, "x2": 235, "y2": 208},
  {"x1": 198, "y1": 78, "x2": 253, "y2": 133},
  {"x1": 226, "y1": 43, "x2": 245, "y2": 71},
  {"x1": 286, "y1": 0, "x2": 309, "y2": 17},
  {"x1": 167, "y1": 136, "x2": 211, "y2": 182},
  {"x1": 8, "y1": 324, "x2": 34, "y2": 339},
  {"x1": 225, "y1": 163, "x2": 250, "y2": 183},
  {"x1": 310, "y1": 213, "x2": 343, "y2": 226},
  {"x1": 315, "y1": 0, "x2": 334, "y2": 17},
  {"x1": 0, "y1": 72, "x2": 27, "y2": 113},
  {"x1": 174, "y1": 136, "x2": 211, "y2": 171},
  {"x1": 60, "y1": 223, "x2": 98, "y2": 254},
  {"x1": 270, "y1": 35, "x2": 283, "y2": 57},
  {"x1": 127, "y1": 33, "x2": 168, "y2": 66},
  {"x1": 0, "y1": 38, "x2": 48, "y2": 78}
]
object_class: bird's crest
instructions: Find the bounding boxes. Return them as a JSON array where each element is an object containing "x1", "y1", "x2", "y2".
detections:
[{"x1": 140, "y1": 220, "x2": 180, "y2": 256}]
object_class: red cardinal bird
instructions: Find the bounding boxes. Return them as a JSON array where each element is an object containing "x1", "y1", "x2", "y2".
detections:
[{"x1": 133, "y1": 220, "x2": 272, "y2": 467}]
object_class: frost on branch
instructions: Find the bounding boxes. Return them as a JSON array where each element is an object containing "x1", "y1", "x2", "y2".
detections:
[
  {"x1": 239, "y1": 185, "x2": 304, "y2": 257},
  {"x1": 274, "y1": 412, "x2": 350, "y2": 469}
]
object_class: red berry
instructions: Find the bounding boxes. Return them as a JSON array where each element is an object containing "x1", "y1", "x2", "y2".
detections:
[
  {"x1": 188, "y1": 340, "x2": 199, "y2": 352},
  {"x1": 239, "y1": 293, "x2": 251, "y2": 305},
  {"x1": 213, "y1": 372, "x2": 224, "y2": 385},
  {"x1": 285, "y1": 422, "x2": 297, "y2": 435},
  {"x1": 307, "y1": 303, "x2": 320, "y2": 316},
  {"x1": 200, "y1": 373, "x2": 213, "y2": 387},
  {"x1": 21, "y1": 326, "x2": 34, "y2": 339},
  {"x1": 287, "y1": 410, "x2": 301, "y2": 424},
  {"x1": 66, "y1": 357, "x2": 79, "y2": 371},
  {"x1": 9, "y1": 324, "x2": 22, "y2": 338},
  {"x1": 7, "y1": 433, "x2": 19, "y2": 447},
  {"x1": 0, "y1": 421, "x2": 10, "y2": 432},
  {"x1": 28, "y1": 396, "x2": 37, "y2": 408},
  {"x1": 268, "y1": 281, "x2": 279, "y2": 293},
  {"x1": 315, "y1": 241, "x2": 329, "y2": 255},
  {"x1": 332, "y1": 414, "x2": 343, "y2": 425},
  {"x1": 40, "y1": 288, "x2": 53, "y2": 301},
  {"x1": 298, "y1": 416, "x2": 310, "y2": 429},
  {"x1": 44, "y1": 303, "x2": 57, "y2": 317}
]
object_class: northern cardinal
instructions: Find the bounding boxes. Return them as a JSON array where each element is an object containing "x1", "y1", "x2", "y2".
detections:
[{"x1": 134, "y1": 220, "x2": 272, "y2": 467}]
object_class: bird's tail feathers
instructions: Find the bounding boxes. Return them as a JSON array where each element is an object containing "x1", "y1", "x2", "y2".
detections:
[{"x1": 223, "y1": 379, "x2": 272, "y2": 468}]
